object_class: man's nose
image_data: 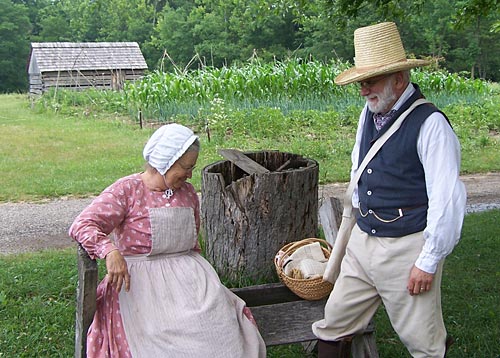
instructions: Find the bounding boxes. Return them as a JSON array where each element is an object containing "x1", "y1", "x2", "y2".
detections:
[{"x1": 360, "y1": 86, "x2": 370, "y2": 96}]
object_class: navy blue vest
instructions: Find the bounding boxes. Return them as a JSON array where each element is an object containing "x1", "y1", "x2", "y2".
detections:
[{"x1": 356, "y1": 85, "x2": 446, "y2": 237}]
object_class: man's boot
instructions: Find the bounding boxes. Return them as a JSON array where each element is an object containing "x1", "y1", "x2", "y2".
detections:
[{"x1": 317, "y1": 338, "x2": 352, "y2": 358}]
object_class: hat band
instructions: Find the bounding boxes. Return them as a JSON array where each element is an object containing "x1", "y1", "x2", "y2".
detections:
[{"x1": 354, "y1": 58, "x2": 408, "y2": 73}]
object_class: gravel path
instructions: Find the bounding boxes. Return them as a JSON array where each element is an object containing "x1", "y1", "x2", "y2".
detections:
[{"x1": 1, "y1": 173, "x2": 499, "y2": 255}]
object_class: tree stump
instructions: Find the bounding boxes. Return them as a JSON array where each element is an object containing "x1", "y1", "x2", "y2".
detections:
[{"x1": 201, "y1": 150, "x2": 319, "y2": 282}]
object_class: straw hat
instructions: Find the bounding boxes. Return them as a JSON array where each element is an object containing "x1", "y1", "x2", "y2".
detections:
[{"x1": 334, "y1": 22, "x2": 430, "y2": 85}]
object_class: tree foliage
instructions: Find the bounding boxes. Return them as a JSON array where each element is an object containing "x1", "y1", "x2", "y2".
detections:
[
  {"x1": 2, "y1": 0, "x2": 499, "y2": 93},
  {"x1": 0, "y1": 0, "x2": 32, "y2": 93}
]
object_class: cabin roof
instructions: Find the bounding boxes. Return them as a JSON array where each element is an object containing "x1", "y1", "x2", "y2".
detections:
[{"x1": 29, "y1": 42, "x2": 148, "y2": 73}]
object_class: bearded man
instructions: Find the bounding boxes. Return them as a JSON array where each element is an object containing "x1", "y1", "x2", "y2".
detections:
[{"x1": 312, "y1": 22, "x2": 466, "y2": 358}]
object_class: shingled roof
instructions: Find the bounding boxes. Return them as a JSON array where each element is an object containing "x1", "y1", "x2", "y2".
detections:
[{"x1": 28, "y1": 42, "x2": 148, "y2": 73}]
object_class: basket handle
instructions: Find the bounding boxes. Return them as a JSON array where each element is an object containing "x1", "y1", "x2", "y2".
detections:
[{"x1": 278, "y1": 238, "x2": 332, "y2": 267}]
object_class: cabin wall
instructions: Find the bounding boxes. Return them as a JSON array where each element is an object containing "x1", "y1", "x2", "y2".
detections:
[{"x1": 29, "y1": 69, "x2": 144, "y2": 95}]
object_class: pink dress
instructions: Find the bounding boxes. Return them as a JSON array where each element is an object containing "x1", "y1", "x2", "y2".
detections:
[{"x1": 69, "y1": 174, "x2": 265, "y2": 357}]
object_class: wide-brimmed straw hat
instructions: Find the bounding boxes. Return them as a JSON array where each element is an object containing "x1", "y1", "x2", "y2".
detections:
[{"x1": 335, "y1": 22, "x2": 430, "y2": 85}]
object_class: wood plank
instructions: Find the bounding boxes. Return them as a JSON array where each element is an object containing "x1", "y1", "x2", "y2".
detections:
[
  {"x1": 250, "y1": 299, "x2": 327, "y2": 346},
  {"x1": 235, "y1": 283, "x2": 377, "y2": 356},
  {"x1": 75, "y1": 245, "x2": 98, "y2": 358},
  {"x1": 319, "y1": 196, "x2": 343, "y2": 246},
  {"x1": 352, "y1": 328, "x2": 379, "y2": 358},
  {"x1": 218, "y1": 148, "x2": 270, "y2": 175},
  {"x1": 275, "y1": 159, "x2": 292, "y2": 171},
  {"x1": 75, "y1": 250, "x2": 378, "y2": 356},
  {"x1": 231, "y1": 283, "x2": 302, "y2": 306}
]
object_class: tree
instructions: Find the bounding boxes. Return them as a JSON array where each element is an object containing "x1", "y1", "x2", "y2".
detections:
[
  {"x1": 263, "y1": 0, "x2": 499, "y2": 80},
  {"x1": 3, "y1": 0, "x2": 499, "y2": 93},
  {"x1": 11, "y1": 0, "x2": 51, "y2": 37},
  {"x1": 91, "y1": 0, "x2": 156, "y2": 43},
  {"x1": 286, "y1": 0, "x2": 499, "y2": 30},
  {"x1": 151, "y1": 0, "x2": 302, "y2": 70},
  {"x1": 150, "y1": 3, "x2": 198, "y2": 70},
  {"x1": 34, "y1": 0, "x2": 73, "y2": 41},
  {"x1": 0, "y1": 0, "x2": 32, "y2": 93}
]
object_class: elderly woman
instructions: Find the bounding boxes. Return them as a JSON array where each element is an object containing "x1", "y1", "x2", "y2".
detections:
[{"x1": 70, "y1": 123, "x2": 266, "y2": 358}]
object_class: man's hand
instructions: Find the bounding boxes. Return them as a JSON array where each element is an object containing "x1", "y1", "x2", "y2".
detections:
[
  {"x1": 407, "y1": 265, "x2": 434, "y2": 296},
  {"x1": 105, "y1": 250, "x2": 131, "y2": 292}
]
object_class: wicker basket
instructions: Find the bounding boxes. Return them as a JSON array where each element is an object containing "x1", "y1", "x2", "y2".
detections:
[{"x1": 274, "y1": 238, "x2": 333, "y2": 301}]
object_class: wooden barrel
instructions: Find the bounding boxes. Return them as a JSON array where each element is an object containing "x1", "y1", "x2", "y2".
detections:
[{"x1": 201, "y1": 151, "x2": 319, "y2": 282}]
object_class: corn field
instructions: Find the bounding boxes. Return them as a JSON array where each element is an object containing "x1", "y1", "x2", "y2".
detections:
[
  {"x1": 37, "y1": 59, "x2": 493, "y2": 118},
  {"x1": 29, "y1": 60, "x2": 499, "y2": 183},
  {"x1": 119, "y1": 59, "x2": 491, "y2": 120},
  {"x1": 124, "y1": 59, "x2": 351, "y2": 105},
  {"x1": 36, "y1": 58, "x2": 493, "y2": 127}
]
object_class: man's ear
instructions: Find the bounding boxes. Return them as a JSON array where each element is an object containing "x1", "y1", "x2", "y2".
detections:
[{"x1": 394, "y1": 71, "x2": 407, "y2": 92}]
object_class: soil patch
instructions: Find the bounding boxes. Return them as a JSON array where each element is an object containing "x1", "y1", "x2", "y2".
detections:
[{"x1": 0, "y1": 172, "x2": 498, "y2": 255}]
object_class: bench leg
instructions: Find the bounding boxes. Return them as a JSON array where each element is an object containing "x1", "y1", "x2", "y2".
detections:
[
  {"x1": 352, "y1": 332, "x2": 379, "y2": 358},
  {"x1": 301, "y1": 340, "x2": 317, "y2": 354},
  {"x1": 75, "y1": 245, "x2": 98, "y2": 358},
  {"x1": 317, "y1": 338, "x2": 352, "y2": 358}
]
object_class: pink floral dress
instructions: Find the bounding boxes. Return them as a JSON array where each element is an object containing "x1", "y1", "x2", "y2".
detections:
[{"x1": 69, "y1": 174, "x2": 265, "y2": 357}]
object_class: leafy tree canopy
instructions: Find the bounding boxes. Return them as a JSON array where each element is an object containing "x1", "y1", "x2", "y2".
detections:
[
  {"x1": 2, "y1": 0, "x2": 499, "y2": 93},
  {"x1": 0, "y1": 0, "x2": 31, "y2": 92}
]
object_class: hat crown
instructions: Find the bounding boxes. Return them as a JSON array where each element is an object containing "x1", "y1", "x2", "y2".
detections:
[
  {"x1": 334, "y1": 22, "x2": 429, "y2": 85},
  {"x1": 354, "y1": 22, "x2": 406, "y2": 69}
]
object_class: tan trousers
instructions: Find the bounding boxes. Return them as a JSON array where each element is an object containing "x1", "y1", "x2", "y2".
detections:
[{"x1": 312, "y1": 224, "x2": 447, "y2": 358}]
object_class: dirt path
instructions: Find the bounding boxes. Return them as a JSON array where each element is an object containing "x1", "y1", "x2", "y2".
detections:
[{"x1": 0, "y1": 172, "x2": 499, "y2": 255}]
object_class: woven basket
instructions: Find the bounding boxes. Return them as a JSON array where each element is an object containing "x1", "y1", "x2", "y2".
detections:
[{"x1": 274, "y1": 238, "x2": 333, "y2": 301}]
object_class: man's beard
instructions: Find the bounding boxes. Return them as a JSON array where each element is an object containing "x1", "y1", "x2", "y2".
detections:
[{"x1": 366, "y1": 80, "x2": 397, "y2": 114}]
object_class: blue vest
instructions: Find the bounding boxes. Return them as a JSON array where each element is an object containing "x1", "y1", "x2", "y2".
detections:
[{"x1": 356, "y1": 85, "x2": 445, "y2": 237}]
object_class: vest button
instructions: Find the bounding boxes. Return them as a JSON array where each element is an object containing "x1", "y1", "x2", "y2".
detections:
[
  {"x1": 368, "y1": 209, "x2": 373, "y2": 214},
  {"x1": 371, "y1": 229, "x2": 376, "y2": 234},
  {"x1": 367, "y1": 168, "x2": 373, "y2": 174},
  {"x1": 367, "y1": 190, "x2": 372, "y2": 196}
]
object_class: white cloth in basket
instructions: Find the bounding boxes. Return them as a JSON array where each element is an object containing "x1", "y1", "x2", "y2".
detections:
[{"x1": 283, "y1": 242, "x2": 328, "y2": 279}]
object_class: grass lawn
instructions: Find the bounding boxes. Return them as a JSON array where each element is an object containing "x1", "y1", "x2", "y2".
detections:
[
  {"x1": 0, "y1": 210, "x2": 498, "y2": 357},
  {"x1": 0, "y1": 88, "x2": 499, "y2": 357},
  {"x1": 0, "y1": 94, "x2": 152, "y2": 202},
  {"x1": 1, "y1": 93, "x2": 499, "y2": 202}
]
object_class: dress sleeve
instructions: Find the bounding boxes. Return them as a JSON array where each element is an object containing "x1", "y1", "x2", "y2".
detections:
[{"x1": 69, "y1": 184, "x2": 128, "y2": 260}]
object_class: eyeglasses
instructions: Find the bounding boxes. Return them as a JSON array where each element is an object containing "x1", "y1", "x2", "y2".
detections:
[
  {"x1": 177, "y1": 162, "x2": 197, "y2": 172},
  {"x1": 356, "y1": 74, "x2": 393, "y2": 89}
]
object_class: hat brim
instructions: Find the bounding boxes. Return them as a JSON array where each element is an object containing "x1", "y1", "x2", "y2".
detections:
[{"x1": 334, "y1": 59, "x2": 430, "y2": 86}]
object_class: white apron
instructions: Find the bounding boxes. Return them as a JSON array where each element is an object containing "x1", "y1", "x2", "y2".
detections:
[{"x1": 118, "y1": 207, "x2": 266, "y2": 358}]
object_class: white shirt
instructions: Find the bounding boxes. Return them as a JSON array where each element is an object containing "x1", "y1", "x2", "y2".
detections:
[{"x1": 351, "y1": 83, "x2": 467, "y2": 274}]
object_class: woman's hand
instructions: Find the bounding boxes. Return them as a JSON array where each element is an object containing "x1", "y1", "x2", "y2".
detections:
[{"x1": 105, "y1": 250, "x2": 131, "y2": 292}]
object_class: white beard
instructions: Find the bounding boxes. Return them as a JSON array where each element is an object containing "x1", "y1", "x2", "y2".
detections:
[{"x1": 366, "y1": 81, "x2": 397, "y2": 114}]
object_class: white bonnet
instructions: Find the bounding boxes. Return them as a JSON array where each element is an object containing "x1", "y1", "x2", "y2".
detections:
[{"x1": 143, "y1": 123, "x2": 198, "y2": 175}]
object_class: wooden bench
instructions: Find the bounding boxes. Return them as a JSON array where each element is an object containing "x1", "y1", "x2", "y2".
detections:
[{"x1": 75, "y1": 245, "x2": 379, "y2": 357}]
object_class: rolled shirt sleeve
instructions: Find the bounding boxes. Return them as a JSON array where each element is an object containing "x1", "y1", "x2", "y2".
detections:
[{"x1": 416, "y1": 111, "x2": 467, "y2": 273}]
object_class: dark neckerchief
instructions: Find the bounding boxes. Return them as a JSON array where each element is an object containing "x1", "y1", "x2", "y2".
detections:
[
  {"x1": 368, "y1": 83, "x2": 425, "y2": 142},
  {"x1": 373, "y1": 109, "x2": 397, "y2": 131}
]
